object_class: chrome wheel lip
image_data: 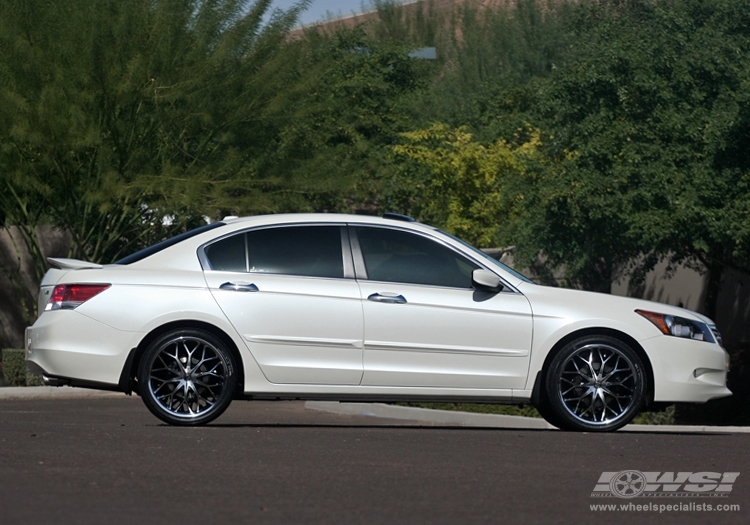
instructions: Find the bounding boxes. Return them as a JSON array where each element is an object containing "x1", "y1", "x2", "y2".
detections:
[
  {"x1": 147, "y1": 335, "x2": 229, "y2": 420},
  {"x1": 556, "y1": 342, "x2": 638, "y2": 427}
]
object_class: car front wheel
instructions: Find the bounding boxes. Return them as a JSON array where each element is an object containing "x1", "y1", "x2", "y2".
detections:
[
  {"x1": 545, "y1": 335, "x2": 646, "y2": 432},
  {"x1": 137, "y1": 329, "x2": 237, "y2": 426}
]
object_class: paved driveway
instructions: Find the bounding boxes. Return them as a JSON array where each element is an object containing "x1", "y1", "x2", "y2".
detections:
[{"x1": 0, "y1": 396, "x2": 747, "y2": 524}]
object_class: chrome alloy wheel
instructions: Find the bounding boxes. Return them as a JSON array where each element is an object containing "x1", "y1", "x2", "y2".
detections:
[
  {"x1": 557, "y1": 342, "x2": 638, "y2": 426},
  {"x1": 146, "y1": 334, "x2": 230, "y2": 421}
]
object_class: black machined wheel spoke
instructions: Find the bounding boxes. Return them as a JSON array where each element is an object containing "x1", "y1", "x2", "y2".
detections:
[
  {"x1": 151, "y1": 377, "x2": 180, "y2": 395},
  {"x1": 584, "y1": 350, "x2": 599, "y2": 376},
  {"x1": 193, "y1": 350, "x2": 218, "y2": 370},
  {"x1": 195, "y1": 359, "x2": 222, "y2": 376},
  {"x1": 563, "y1": 385, "x2": 591, "y2": 401},
  {"x1": 560, "y1": 371, "x2": 585, "y2": 381},
  {"x1": 572, "y1": 354, "x2": 594, "y2": 379},
  {"x1": 558, "y1": 342, "x2": 638, "y2": 426},
  {"x1": 561, "y1": 384, "x2": 582, "y2": 396},
  {"x1": 570, "y1": 357, "x2": 585, "y2": 376},
  {"x1": 195, "y1": 389, "x2": 217, "y2": 407},
  {"x1": 565, "y1": 386, "x2": 595, "y2": 401},
  {"x1": 597, "y1": 349, "x2": 614, "y2": 369},
  {"x1": 193, "y1": 380, "x2": 220, "y2": 396},
  {"x1": 194, "y1": 364, "x2": 224, "y2": 380},
  {"x1": 605, "y1": 373, "x2": 635, "y2": 387},
  {"x1": 603, "y1": 396, "x2": 624, "y2": 415},
  {"x1": 601, "y1": 357, "x2": 627, "y2": 381},
  {"x1": 600, "y1": 386, "x2": 632, "y2": 400},
  {"x1": 578, "y1": 392, "x2": 597, "y2": 419},
  {"x1": 147, "y1": 335, "x2": 230, "y2": 420}
]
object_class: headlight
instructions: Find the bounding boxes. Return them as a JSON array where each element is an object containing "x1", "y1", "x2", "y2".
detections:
[{"x1": 635, "y1": 309, "x2": 715, "y2": 343}]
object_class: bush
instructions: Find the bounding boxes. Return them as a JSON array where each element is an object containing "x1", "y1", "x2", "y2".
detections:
[{"x1": 1, "y1": 349, "x2": 44, "y2": 386}]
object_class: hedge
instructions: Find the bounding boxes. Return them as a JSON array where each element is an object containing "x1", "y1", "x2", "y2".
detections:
[{"x1": 1, "y1": 349, "x2": 44, "y2": 386}]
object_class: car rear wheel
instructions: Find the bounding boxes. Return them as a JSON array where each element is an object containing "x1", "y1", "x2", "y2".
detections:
[
  {"x1": 545, "y1": 335, "x2": 646, "y2": 432},
  {"x1": 137, "y1": 329, "x2": 237, "y2": 426}
]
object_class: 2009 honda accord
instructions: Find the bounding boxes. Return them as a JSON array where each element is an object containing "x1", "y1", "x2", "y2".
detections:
[{"x1": 25, "y1": 213, "x2": 731, "y2": 431}]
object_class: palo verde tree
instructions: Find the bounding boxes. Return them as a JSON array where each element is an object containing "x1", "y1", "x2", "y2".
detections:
[
  {"x1": 261, "y1": 27, "x2": 432, "y2": 214},
  {"x1": 0, "y1": 0, "x2": 310, "y2": 287},
  {"x1": 392, "y1": 123, "x2": 542, "y2": 247}
]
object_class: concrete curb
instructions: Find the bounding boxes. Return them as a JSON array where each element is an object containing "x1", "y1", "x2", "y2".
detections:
[{"x1": 304, "y1": 401, "x2": 750, "y2": 434}]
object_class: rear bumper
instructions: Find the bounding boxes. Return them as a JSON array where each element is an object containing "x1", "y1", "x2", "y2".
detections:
[{"x1": 25, "y1": 311, "x2": 143, "y2": 389}]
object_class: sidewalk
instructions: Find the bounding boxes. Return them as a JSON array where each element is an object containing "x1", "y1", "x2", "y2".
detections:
[{"x1": 2, "y1": 386, "x2": 748, "y2": 433}]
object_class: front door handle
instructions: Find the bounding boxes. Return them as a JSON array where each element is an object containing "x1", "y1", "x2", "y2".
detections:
[
  {"x1": 367, "y1": 292, "x2": 407, "y2": 304},
  {"x1": 220, "y1": 282, "x2": 259, "y2": 292}
]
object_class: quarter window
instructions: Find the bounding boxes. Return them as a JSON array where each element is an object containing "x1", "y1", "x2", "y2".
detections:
[
  {"x1": 204, "y1": 232, "x2": 246, "y2": 272},
  {"x1": 205, "y1": 225, "x2": 344, "y2": 279},
  {"x1": 355, "y1": 227, "x2": 479, "y2": 288}
]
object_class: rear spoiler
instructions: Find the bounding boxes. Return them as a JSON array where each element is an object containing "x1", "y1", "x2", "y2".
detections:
[{"x1": 47, "y1": 257, "x2": 103, "y2": 270}]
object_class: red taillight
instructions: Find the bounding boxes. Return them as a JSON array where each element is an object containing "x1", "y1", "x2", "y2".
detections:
[{"x1": 46, "y1": 284, "x2": 111, "y2": 311}]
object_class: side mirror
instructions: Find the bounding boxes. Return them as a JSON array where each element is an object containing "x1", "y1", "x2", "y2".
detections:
[{"x1": 472, "y1": 269, "x2": 503, "y2": 293}]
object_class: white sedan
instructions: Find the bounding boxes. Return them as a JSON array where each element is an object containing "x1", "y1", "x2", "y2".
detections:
[{"x1": 25, "y1": 213, "x2": 731, "y2": 431}]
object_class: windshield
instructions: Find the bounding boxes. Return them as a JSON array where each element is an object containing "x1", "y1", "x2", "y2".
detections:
[{"x1": 438, "y1": 230, "x2": 535, "y2": 285}]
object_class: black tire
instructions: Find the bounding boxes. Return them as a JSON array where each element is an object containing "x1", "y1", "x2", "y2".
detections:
[
  {"x1": 544, "y1": 335, "x2": 646, "y2": 432},
  {"x1": 533, "y1": 390, "x2": 567, "y2": 430},
  {"x1": 137, "y1": 328, "x2": 237, "y2": 426}
]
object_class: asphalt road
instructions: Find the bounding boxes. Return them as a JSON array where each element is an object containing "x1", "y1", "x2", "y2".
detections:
[{"x1": 0, "y1": 396, "x2": 747, "y2": 525}]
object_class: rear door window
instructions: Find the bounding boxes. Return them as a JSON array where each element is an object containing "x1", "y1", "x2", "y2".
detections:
[{"x1": 204, "y1": 225, "x2": 344, "y2": 279}]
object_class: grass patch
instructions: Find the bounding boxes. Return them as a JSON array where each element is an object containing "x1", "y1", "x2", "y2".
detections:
[
  {"x1": 396, "y1": 403, "x2": 542, "y2": 418},
  {"x1": 633, "y1": 405, "x2": 676, "y2": 425}
]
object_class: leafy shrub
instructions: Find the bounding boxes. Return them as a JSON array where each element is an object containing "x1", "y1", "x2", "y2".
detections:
[{"x1": 1, "y1": 349, "x2": 44, "y2": 386}]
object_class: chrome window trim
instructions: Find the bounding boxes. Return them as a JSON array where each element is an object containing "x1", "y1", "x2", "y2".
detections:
[
  {"x1": 347, "y1": 223, "x2": 521, "y2": 294},
  {"x1": 198, "y1": 222, "x2": 352, "y2": 281}
]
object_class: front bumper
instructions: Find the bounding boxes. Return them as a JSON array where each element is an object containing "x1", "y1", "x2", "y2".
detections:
[{"x1": 643, "y1": 334, "x2": 731, "y2": 403}]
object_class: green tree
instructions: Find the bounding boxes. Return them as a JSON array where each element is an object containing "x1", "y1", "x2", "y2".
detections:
[
  {"x1": 0, "y1": 0, "x2": 309, "y2": 283},
  {"x1": 262, "y1": 28, "x2": 432, "y2": 214},
  {"x1": 510, "y1": 0, "x2": 750, "y2": 308},
  {"x1": 393, "y1": 123, "x2": 542, "y2": 247},
  {"x1": 428, "y1": 0, "x2": 575, "y2": 134}
]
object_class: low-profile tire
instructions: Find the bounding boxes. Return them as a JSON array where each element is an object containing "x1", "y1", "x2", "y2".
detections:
[
  {"x1": 137, "y1": 328, "x2": 237, "y2": 426},
  {"x1": 544, "y1": 335, "x2": 646, "y2": 432}
]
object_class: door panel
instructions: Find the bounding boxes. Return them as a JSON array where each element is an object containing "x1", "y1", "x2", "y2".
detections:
[
  {"x1": 201, "y1": 224, "x2": 363, "y2": 385},
  {"x1": 206, "y1": 272, "x2": 364, "y2": 385},
  {"x1": 351, "y1": 225, "x2": 532, "y2": 389},
  {"x1": 358, "y1": 282, "x2": 532, "y2": 388}
]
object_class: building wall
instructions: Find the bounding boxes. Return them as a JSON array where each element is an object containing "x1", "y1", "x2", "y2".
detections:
[{"x1": 612, "y1": 261, "x2": 750, "y2": 349}]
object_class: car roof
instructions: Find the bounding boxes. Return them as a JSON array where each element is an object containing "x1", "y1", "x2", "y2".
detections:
[
  {"x1": 222, "y1": 213, "x2": 431, "y2": 227},
  {"x1": 217, "y1": 213, "x2": 441, "y2": 236}
]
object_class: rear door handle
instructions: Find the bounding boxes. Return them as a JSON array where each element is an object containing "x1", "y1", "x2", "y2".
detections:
[
  {"x1": 367, "y1": 292, "x2": 407, "y2": 304},
  {"x1": 220, "y1": 282, "x2": 259, "y2": 292}
]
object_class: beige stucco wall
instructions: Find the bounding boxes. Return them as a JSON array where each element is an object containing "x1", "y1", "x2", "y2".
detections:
[
  {"x1": 612, "y1": 261, "x2": 750, "y2": 349},
  {"x1": 612, "y1": 259, "x2": 706, "y2": 312}
]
